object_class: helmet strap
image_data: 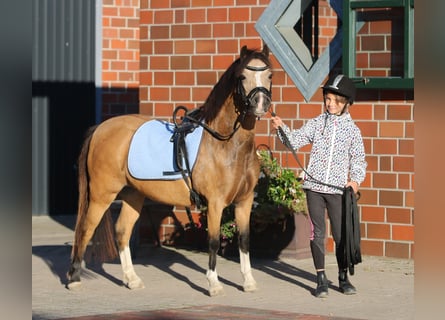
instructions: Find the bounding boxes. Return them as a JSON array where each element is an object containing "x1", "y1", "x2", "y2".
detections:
[{"x1": 339, "y1": 103, "x2": 349, "y2": 115}]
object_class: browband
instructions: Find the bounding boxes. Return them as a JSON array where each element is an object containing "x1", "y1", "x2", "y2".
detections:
[{"x1": 245, "y1": 65, "x2": 269, "y2": 71}]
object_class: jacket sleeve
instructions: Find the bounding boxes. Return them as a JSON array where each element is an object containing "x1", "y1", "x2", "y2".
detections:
[
  {"x1": 277, "y1": 120, "x2": 315, "y2": 150},
  {"x1": 349, "y1": 126, "x2": 367, "y2": 185}
]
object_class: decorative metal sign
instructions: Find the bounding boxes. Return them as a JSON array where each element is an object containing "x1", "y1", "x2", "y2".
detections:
[{"x1": 255, "y1": 0, "x2": 343, "y2": 101}]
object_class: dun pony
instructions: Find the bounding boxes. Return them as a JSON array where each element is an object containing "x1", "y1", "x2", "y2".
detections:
[{"x1": 67, "y1": 46, "x2": 272, "y2": 296}]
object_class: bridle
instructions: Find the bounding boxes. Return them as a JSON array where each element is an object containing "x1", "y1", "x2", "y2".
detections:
[
  {"x1": 235, "y1": 64, "x2": 272, "y2": 115},
  {"x1": 177, "y1": 63, "x2": 272, "y2": 141}
]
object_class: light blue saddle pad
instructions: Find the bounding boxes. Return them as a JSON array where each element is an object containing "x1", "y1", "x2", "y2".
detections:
[{"x1": 128, "y1": 120, "x2": 203, "y2": 180}]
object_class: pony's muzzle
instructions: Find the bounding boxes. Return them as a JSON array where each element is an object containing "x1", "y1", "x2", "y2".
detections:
[
  {"x1": 248, "y1": 87, "x2": 271, "y2": 117},
  {"x1": 251, "y1": 92, "x2": 271, "y2": 116}
]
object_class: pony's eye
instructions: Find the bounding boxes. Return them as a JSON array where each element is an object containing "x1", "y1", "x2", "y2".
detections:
[
  {"x1": 268, "y1": 74, "x2": 273, "y2": 80},
  {"x1": 239, "y1": 75, "x2": 246, "y2": 81}
]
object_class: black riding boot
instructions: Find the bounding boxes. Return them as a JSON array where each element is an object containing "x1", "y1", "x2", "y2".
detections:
[
  {"x1": 314, "y1": 271, "x2": 329, "y2": 298},
  {"x1": 339, "y1": 269, "x2": 356, "y2": 295}
]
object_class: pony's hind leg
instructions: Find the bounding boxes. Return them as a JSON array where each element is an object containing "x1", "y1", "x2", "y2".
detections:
[
  {"x1": 115, "y1": 189, "x2": 145, "y2": 289},
  {"x1": 235, "y1": 201, "x2": 258, "y2": 293},
  {"x1": 67, "y1": 199, "x2": 117, "y2": 289}
]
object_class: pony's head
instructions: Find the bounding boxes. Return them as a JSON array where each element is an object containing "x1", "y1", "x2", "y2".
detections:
[
  {"x1": 234, "y1": 45, "x2": 273, "y2": 117},
  {"x1": 201, "y1": 46, "x2": 272, "y2": 123}
]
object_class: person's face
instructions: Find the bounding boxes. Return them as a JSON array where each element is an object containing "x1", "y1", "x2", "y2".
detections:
[{"x1": 324, "y1": 93, "x2": 347, "y2": 115}]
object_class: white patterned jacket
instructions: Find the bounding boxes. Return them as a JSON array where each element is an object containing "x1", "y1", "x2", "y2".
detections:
[{"x1": 277, "y1": 111, "x2": 367, "y2": 195}]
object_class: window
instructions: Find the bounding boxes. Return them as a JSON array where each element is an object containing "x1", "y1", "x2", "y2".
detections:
[
  {"x1": 256, "y1": 0, "x2": 414, "y2": 98},
  {"x1": 342, "y1": 0, "x2": 414, "y2": 89}
]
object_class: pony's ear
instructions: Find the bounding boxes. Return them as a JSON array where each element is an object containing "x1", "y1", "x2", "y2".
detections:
[
  {"x1": 240, "y1": 45, "x2": 248, "y2": 59},
  {"x1": 262, "y1": 45, "x2": 269, "y2": 57}
]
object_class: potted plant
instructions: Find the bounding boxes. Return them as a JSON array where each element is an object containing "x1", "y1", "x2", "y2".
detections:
[
  {"x1": 182, "y1": 205, "x2": 239, "y2": 256},
  {"x1": 183, "y1": 148, "x2": 311, "y2": 259},
  {"x1": 249, "y1": 149, "x2": 310, "y2": 259},
  {"x1": 217, "y1": 149, "x2": 310, "y2": 258},
  {"x1": 218, "y1": 205, "x2": 239, "y2": 256},
  {"x1": 252, "y1": 149, "x2": 307, "y2": 228}
]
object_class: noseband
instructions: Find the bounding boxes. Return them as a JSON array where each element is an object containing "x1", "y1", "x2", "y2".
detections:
[{"x1": 235, "y1": 64, "x2": 272, "y2": 114}]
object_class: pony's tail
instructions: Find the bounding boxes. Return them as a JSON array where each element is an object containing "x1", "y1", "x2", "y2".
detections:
[
  {"x1": 73, "y1": 125, "x2": 118, "y2": 264},
  {"x1": 88, "y1": 208, "x2": 118, "y2": 263}
]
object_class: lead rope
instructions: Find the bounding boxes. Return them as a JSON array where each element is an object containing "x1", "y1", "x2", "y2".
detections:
[{"x1": 271, "y1": 112, "x2": 345, "y2": 192}]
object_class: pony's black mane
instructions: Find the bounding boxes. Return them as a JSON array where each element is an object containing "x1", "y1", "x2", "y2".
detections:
[{"x1": 199, "y1": 48, "x2": 271, "y2": 123}]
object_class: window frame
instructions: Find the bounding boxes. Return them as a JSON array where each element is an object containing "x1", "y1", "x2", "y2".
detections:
[
  {"x1": 342, "y1": 0, "x2": 414, "y2": 89},
  {"x1": 255, "y1": 0, "x2": 344, "y2": 101}
]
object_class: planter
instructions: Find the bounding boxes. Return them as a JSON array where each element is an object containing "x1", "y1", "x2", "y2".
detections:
[
  {"x1": 250, "y1": 212, "x2": 311, "y2": 260},
  {"x1": 218, "y1": 239, "x2": 239, "y2": 257}
]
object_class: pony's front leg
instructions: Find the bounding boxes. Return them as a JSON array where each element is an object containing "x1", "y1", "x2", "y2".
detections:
[
  {"x1": 236, "y1": 202, "x2": 258, "y2": 292},
  {"x1": 205, "y1": 207, "x2": 224, "y2": 296},
  {"x1": 239, "y1": 233, "x2": 257, "y2": 292},
  {"x1": 206, "y1": 237, "x2": 224, "y2": 296}
]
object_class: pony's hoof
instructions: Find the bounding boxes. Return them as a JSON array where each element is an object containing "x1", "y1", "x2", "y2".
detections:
[
  {"x1": 209, "y1": 282, "x2": 224, "y2": 297},
  {"x1": 208, "y1": 284, "x2": 225, "y2": 297},
  {"x1": 66, "y1": 281, "x2": 82, "y2": 290},
  {"x1": 243, "y1": 280, "x2": 258, "y2": 293},
  {"x1": 127, "y1": 280, "x2": 145, "y2": 290},
  {"x1": 123, "y1": 274, "x2": 145, "y2": 290}
]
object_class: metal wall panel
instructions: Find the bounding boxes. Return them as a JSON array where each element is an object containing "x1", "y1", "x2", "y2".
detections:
[
  {"x1": 32, "y1": 0, "x2": 96, "y2": 215},
  {"x1": 32, "y1": 97, "x2": 49, "y2": 215},
  {"x1": 33, "y1": 0, "x2": 95, "y2": 82}
]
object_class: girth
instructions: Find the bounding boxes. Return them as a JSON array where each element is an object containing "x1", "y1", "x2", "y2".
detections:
[{"x1": 169, "y1": 106, "x2": 207, "y2": 212}]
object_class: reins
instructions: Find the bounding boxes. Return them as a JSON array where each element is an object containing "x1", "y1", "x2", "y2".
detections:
[
  {"x1": 170, "y1": 105, "x2": 244, "y2": 215},
  {"x1": 173, "y1": 106, "x2": 242, "y2": 141},
  {"x1": 188, "y1": 112, "x2": 241, "y2": 141}
]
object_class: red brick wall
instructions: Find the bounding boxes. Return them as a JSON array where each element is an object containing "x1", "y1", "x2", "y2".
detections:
[
  {"x1": 101, "y1": 0, "x2": 140, "y2": 120},
  {"x1": 345, "y1": 7, "x2": 413, "y2": 259},
  {"x1": 104, "y1": 0, "x2": 414, "y2": 259}
]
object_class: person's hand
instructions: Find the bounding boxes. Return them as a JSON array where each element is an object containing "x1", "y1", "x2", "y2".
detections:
[
  {"x1": 346, "y1": 181, "x2": 359, "y2": 194},
  {"x1": 270, "y1": 115, "x2": 283, "y2": 130}
]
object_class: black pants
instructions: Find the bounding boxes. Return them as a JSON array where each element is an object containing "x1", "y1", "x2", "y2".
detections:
[{"x1": 306, "y1": 190, "x2": 346, "y2": 270}]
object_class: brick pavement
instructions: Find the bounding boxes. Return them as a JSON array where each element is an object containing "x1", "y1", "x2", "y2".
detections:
[{"x1": 55, "y1": 305, "x2": 360, "y2": 320}]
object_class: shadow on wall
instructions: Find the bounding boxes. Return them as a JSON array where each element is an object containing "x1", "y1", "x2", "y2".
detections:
[{"x1": 32, "y1": 82, "x2": 139, "y2": 216}]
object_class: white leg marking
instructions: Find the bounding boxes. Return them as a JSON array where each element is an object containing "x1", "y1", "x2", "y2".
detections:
[
  {"x1": 239, "y1": 249, "x2": 258, "y2": 292},
  {"x1": 206, "y1": 269, "x2": 224, "y2": 296},
  {"x1": 119, "y1": 246, "x2": 144, "y2": 289}
]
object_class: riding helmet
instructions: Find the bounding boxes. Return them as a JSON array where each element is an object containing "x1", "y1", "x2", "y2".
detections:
[{"x1": 322, "y1": 74, "x2": 356, "y2": 105}]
